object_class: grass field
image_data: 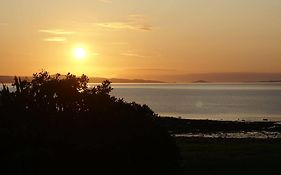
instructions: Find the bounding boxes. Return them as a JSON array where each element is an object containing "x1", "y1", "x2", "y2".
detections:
[{"x1": 176, "y1": 138, "x2": 281, "y2": 175}]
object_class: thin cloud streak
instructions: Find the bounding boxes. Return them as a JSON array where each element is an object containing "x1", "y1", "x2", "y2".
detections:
[
  {"x1": 43, "y1": 37, "x2": 67, "y2": 42},
  {"x1": 108, "y1": 42, "x2": 129, "y2": 45},
  {"x1": 96, "y1": 14, "x2": 152, "y2": 31},
  {"x1": 39, "y1": 29, "x2": 76, "y2": 35},
  {"x1": 97, "y1": 23, "x2": 151, "y2": 31},
  {"x1": 121, "y1": 51, "x2": 150, "y2": 58},
  {"x1": 39, "y1": 29, "x2": 77, "y2": 43}
]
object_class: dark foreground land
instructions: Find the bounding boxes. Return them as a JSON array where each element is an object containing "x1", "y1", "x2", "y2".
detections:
[
  {"x1": 177, "y1": 138, "x2": 281, "y2": 175},
  {"x1": 160, "y1": 117, "x2": 281, "y2": 174},
  {"x1": 1, "y1": 72, "x2": 281, "y2": 174}
]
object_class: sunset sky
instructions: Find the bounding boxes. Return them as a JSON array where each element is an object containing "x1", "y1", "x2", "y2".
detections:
[{"x1": 0, "y1": 0, "x2": 281, "y2": 82}]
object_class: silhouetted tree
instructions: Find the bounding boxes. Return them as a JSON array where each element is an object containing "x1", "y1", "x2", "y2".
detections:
[{"x1": 0, "y1": 71, "x2": 180, "y2": 175}]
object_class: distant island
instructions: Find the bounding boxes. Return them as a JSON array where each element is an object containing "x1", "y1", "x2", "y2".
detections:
[
  {"x1": 89, "y1": 77, "x2": 165, "y2": 83},
  {"x1": 2, "y1": 75, "x2": 281, "y2": 84},
  {"x1": 0, "y1": 76, "x2": 164, "y2": 84},
  {"x1": 192, "y1": 80, "x2": 209, "y2": 83},
  {"x1": 256, "y1": 80, "x2": 281, "y2": 83}
]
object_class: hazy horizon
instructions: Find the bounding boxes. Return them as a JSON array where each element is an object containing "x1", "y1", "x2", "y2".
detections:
[
  {"x1": 1, "y1": 72, "x2": 281, "y2": 83},
  {"x1": 1, "y1": 0, "x2": 281, "y2": 81}
]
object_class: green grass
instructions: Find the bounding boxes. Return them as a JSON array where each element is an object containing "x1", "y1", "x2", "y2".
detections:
[{"x1": 176, "y1": 138, "x2": 281, "y2": 175}]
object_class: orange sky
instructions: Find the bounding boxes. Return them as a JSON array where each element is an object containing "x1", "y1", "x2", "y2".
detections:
[{"x1": 0, "y1": 0, "x2": 281, "y2": 81}]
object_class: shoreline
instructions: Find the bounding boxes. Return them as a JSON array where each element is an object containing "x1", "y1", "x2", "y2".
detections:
[
  {"x1": 161, "y1": 115, "x2": 281, "y2": 122},
  {"x1": 158, "y1": 117, "x2": 281, "y2": 139}
]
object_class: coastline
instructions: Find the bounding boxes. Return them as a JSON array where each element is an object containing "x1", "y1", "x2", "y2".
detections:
[{"x1": 159, "y1": 117, "x2": 281, "y2": 139}]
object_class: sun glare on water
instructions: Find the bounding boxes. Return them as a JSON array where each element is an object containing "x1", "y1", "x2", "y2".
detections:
[{"x1": 74, "y1": 48, "x2": 86, "y2": 60}]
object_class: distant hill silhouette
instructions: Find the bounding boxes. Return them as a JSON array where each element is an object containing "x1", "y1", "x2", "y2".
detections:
[
  {"x1": 0, "y1": 75, "x2": 164, "y2": 84},
  {"x1": 152, "y1": 72, "x2": 281, "y2": 83},
  {"x1": 256, "y1": 80, "x2": 281, "y2": 83},
  {"x1": 0, "y1": 76, "x2": 32, "y2": 83},
  {"x1": 192, "y1": 80, "x2": 209, "y2": 83},
  {"x1": 2, "y1": 72, "x2": 281, "y2": 83},
  {"x1": 89, "y1": 77, "x2": 164, "y2": 83}
]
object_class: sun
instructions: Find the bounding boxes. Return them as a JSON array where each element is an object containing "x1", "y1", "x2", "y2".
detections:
[{"x1": 74, "y1": 48, "x2": 86, "y2": 60}]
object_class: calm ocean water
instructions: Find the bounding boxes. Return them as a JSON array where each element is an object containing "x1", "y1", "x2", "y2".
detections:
[
  {"x1": 2, "y1": 83, "x2": 281, "y2": 121},
  {"x1": 108, "y1": 83, "x2": 281, "y2": 121}
]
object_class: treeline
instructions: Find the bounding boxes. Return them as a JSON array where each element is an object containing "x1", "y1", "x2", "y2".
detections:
[{"x1": 0, "y1": 71, "x2": 180, "y2": 175}]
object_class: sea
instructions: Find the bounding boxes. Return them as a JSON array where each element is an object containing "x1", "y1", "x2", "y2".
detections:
[
  {"x1": 108, "y1": 83, "x2": 281, "y2": 121},
  {"x1": 2, "y1": 83, "x2": 281, "y2": 121}
]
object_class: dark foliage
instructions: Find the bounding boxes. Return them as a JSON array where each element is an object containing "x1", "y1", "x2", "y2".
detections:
[{"x1": 0, "y1": 71, "x2": 180, "y2": 175}]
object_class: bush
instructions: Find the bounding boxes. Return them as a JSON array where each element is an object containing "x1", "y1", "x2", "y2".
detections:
[{"x1": 0, "y1": 71, "x2": 180, "y2": 174}]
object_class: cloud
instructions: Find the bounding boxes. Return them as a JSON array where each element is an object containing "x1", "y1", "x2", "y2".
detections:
[
  {"x1": 43, "y1": 37, "x2": 67, "y2": 42},
  {"x1": 97, "y1": 23, "x2": 151, "y2": 31},
  {"x1": 121, "y1": 51, "x2": 149, "y2": 58},
  {"x1": 109, "y1": 42, "x2": 128, "y2": 45},
  {"x1": 128, "y1": 14, "x2": 148, "y2": 21},
  {"x1": 126, "y1": 68, "x2": 177, "y2": 72},
  {"x1": 39, "y1": 29, "x2": 76, "y2": 35},
  {"x1": 96, "y1": 14, "x2": 152, "y2": 31},
  {"x1": 39, "y1": 29, "x2": 76, "y2": 42}
]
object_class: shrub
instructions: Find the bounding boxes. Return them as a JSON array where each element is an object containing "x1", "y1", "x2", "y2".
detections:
[{"x1": 0, "y1": 71, "x2": 180, "y2": 174}]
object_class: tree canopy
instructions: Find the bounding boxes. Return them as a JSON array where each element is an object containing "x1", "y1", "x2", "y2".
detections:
[{"x1": 0, "y1": 71, "x2": 180, "y2": 175}]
